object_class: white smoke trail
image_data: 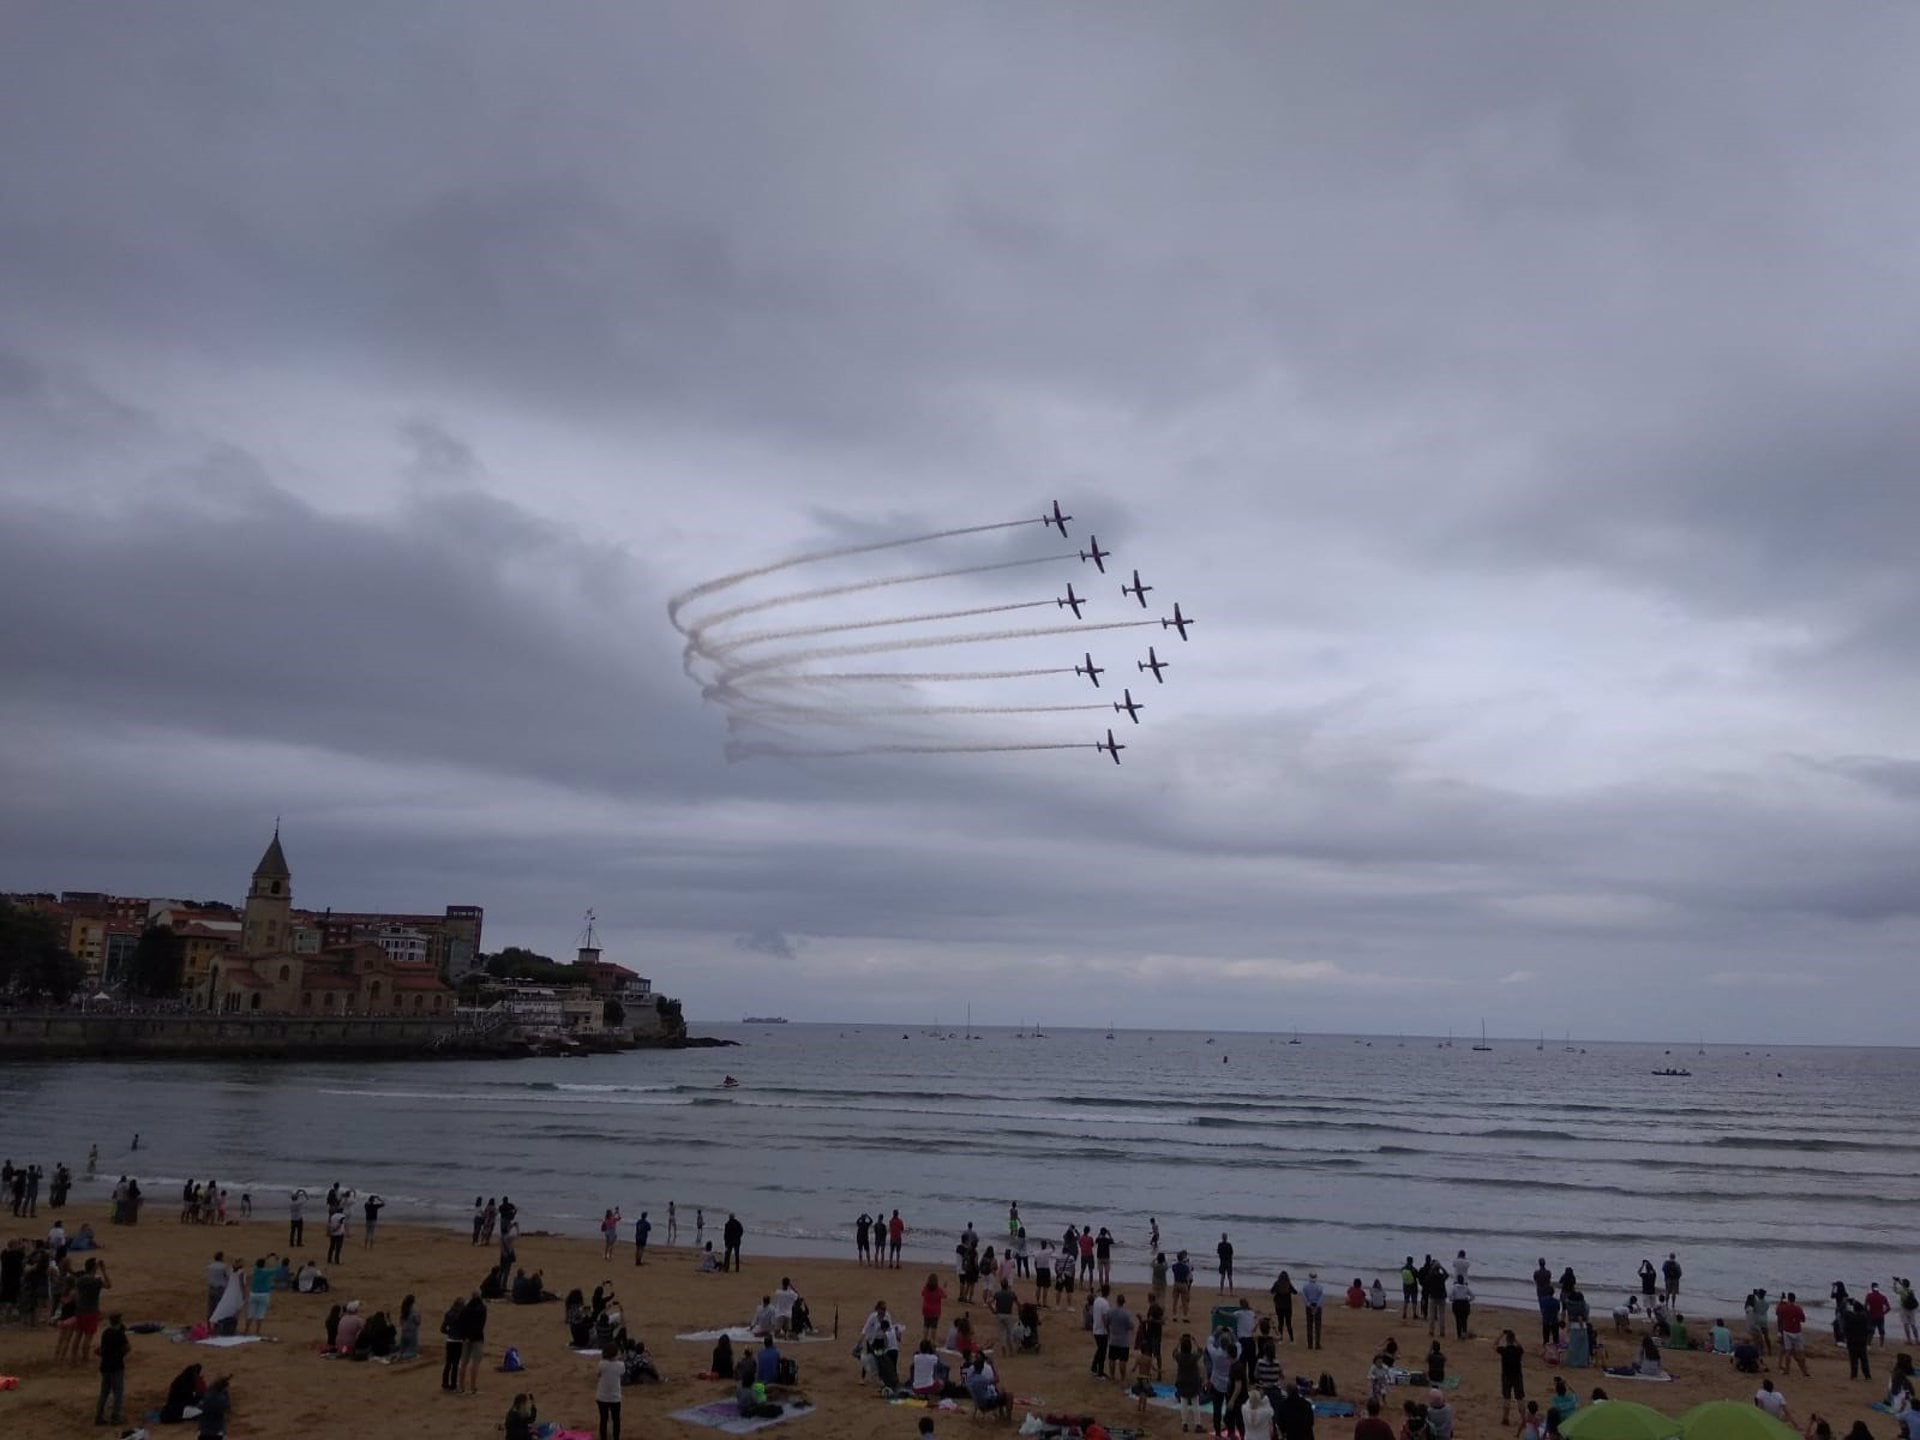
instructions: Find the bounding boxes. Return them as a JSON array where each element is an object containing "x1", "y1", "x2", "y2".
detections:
[
  {"x1": 722, "y1": 618, "x2": 1158, "y2": 680},
  {"x1": 666, "y1": 517, "x2": 1041, "y2": 628},
  {"x1": 726, "y1": 738, "x2": 1092, "y2": 763},
  {"x1": 683, "y1": 553, "x2": 1074, "y2": 640},
  {"x1": 705, "y1": 598, "x2": 1057, "y2": 657}
]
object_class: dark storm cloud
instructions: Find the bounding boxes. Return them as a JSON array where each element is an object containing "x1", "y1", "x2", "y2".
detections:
[{"x1": 2, "y1": 4, "x2": 1918, "y2": 1038}]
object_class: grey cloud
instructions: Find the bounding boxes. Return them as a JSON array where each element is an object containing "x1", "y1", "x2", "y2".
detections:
[{"x1": 3, "y1": 5, "x2": 1919, "y2": 1039}]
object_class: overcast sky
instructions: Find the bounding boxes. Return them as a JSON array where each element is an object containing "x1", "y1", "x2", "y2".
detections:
[{"x1": 4, "y1": 4, "x2": 1917, "y2": 1041}]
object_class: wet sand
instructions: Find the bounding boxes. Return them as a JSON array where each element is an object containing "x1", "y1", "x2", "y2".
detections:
[{"x1": 1, "y1": 1204, "x2": 1896, "y2": 1438}]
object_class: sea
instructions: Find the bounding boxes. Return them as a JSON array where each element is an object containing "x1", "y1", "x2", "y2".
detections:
[{"x1": 3, "y1": 1025, "x2": 1912, "y2": 1318}]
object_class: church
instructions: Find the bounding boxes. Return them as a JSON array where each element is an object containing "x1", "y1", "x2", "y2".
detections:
[{"x1": 201, "y1": 829, "x2": 455, "y2": 1016}]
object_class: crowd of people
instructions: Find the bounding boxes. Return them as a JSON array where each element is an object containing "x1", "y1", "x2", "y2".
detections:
[{"x1": 9, "y1": 1148, "x2": 1920, "y2": 1440}]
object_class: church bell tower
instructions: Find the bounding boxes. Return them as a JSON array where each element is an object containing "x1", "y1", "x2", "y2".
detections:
[{"x1": 243, "y1": 823, "x2": 293, "y2": 955}]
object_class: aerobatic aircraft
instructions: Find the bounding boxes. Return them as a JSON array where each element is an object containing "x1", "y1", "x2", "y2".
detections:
[
  {"x1": 1043, "y1": 499, "x2": 1072, "y2": 535},
  {"x1": 1161, "y1": 602, "x2": 1193, "y2": 641},
  {"x1": 1074, "y1": 652, "x2": 1104, "y2": 687},
  {"x1": 1056, "y1": 582, "x2": 1086, "y2": 618},
  {"x1": 1112, "y1": 689, "x2": 1143, "y2": 724},
  {"x1": 1121, "y1": 569, "x2": 1153, "y2": 607},
  {"x1": 1137, "y1": 646, "x2": 1169, "y2": 683},
  {"x1": 1078, "y1": 535, "x2": 1110, "y2": 573},
  {"x1": 1096, "y1": 728, "x2": 1126, "y2": 765}
]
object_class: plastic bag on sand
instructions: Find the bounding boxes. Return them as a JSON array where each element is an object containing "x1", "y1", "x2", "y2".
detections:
[{"x1": 1020, "y1": 1416, "x2": 1050, "y2": 1436}]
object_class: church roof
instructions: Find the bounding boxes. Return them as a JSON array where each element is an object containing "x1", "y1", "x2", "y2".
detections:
[{"x1": 253, "y1": 827, "x2": 291, "y2": 881}]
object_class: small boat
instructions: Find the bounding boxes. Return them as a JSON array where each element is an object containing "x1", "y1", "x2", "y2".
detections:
[
  {"x1": 720, "y1": 1075, "x2": 740, "y2": 1088},
  {"x1": 1472, "y1": 1020, "x2": 1493, "y2": 1052},
  {"x1": 1651, "y1": 1067, "x2": 1692, "y2": 1078}
]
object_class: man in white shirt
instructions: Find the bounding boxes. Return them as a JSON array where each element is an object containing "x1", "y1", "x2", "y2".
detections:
[
  {"x1": 1452, "y1": 1251, "x2": 1470, "y2": 1283},
  {"x1": 1752, "y1": 1380, "x2": 1791, "y2": 1424},
  {"x1": 773, "y1": 1278, "x2": 800, "y2": 1336},
  {"x1": 1090, "y1": 1285, "x2": 1112, "y2": 1378}
]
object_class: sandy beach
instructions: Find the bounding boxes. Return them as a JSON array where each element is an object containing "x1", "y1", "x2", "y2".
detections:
[{"x1": 2, "y1": 1202, "x2": 1903, "y2": 1439}]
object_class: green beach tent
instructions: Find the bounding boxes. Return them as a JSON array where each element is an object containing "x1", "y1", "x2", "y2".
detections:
[
  {"x1": 1559, "y1": 1400, "x2": 1678, "y2": 1440},
  {"x1": 1674, "y1": 1400, "x2": 1800, "y2": 1440}
]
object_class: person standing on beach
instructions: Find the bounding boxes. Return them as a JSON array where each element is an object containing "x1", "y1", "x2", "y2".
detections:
[
  {"x1": 888, "y1": 1210, "x2": 906, "y2": 1268},
  {"x1": 1662, "y1": 1253, "x2": 1682, "y2": 1304},
  {"x1": 694, "y1": 1208, "x2": 705, "y2": 1250},
  {"x1": 439, "y1": 1296, "x2": 465, "y2": 1390},
  {"x1": 1866, "y1": 1284, "x2": 1891, "y2": 1345},
  {"x1": 1843, "y1": 1301, "x2": 1875, "y2": 1380},
  {"x1": 1080, "y1": 1226, "x2": 1097, "y2": 1284},
  {"x1": 326, "y1": 1206, "x2": 347, "y2": 1265},
  {"x1": 920, "y1": 1273, "x2": 946, "y2": 1342},
  {"x1": 1271, "y1": 1270, "x2": 1297, "y2": 1342},
  {"x1": 666, "y1": 1201, "x2": 678, "y2": 1245},
  {"x1": 1450, "y1": 1274, "x2": 1475, "y2": 1339},
  {"x1": 595, "y1": 1344, "x2": 624, "y2": 1440},
  {"x1": 363, "y1": 1193, "x2": 384, "y2": 1249},
  {"x1": 288, "y1": 1190, "x2": 306, "y2": 1248},
  {"x1": 456, "y1": 1289, "x2": 488, "y2": 1394},
  {"x1": 1423, "y1": 1265, "x2": 1449, "y2": 1338},
  {"x1": 633, "y1": 1212, "x2": 651, "y2": 1266},
  {"x1": 1035, "y1": 1241, "x2": 1055, "y2": 1305},
  {"x1": 1302, "y1": 1272, "x2": 1325, "y2": 1350},
  {"x1": 1090, "y1": 1283, "x2": 1112, "y2": 1378},
  {"x1": 95, "y1": 1312, "x2": 130, "y2": 1426},
  {"x1": 244, "y1": 1255, "x2": 274, "y2": 1334},
  {"x1": 855, "y1": 1213, "x2": 873, "y2": 1265},
  {"x1": 1217, "y1": 1233, "x2": 1235, "y2": 1291},
  {"x1": 1171, "y1": 1250, "x2": 1193, "y2": 1321},
  {"x1": 723, "y1": 1213, "x2": 744, "y2": 1272},
  {"x1": 1495, "y1": 1329, "x2": 1526, "y2": 1425},
  {"x1": 1638, "y1": 1259, "x2": 1657, "y2": 1304},
  {"x1": 1096, "y1": 1227, "x2": 1115, "y2": 1286}
]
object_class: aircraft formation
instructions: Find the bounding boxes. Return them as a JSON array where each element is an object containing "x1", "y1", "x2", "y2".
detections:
[{"x1": 669, "y1": 499, "x2": 1194, "y2": 767}]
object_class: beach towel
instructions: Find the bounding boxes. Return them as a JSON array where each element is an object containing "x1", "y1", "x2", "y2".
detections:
[
  {"x1": 195, "y1": 1334, "x2": 272, "y2": 1348},
  {"x1": 209, "y1": 1271, "x2": 246, "y2": 1328},
  {"x1": 1390, "y1": 1370, "x2": 1461, "y2": 1390},
  {"x1": 669, "y1": 1398, "x2": 814, "y2": 1434}
]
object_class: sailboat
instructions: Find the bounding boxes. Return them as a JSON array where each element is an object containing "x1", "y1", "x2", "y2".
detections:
[
  {"x1": 1472, "y1": 1020, "x2": 1493, "y2": 1052},
  {"x1": 1105, "y1": 1020, "x2": 1115, "y2": 1040},
  {"x1": 1288, "y1": 1029, "x2": 1302, "y2": 1045}
]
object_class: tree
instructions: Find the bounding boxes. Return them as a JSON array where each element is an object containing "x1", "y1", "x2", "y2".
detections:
[
  {"x1": 0, "y1": 900, "x2": 85, "y2": 1002},
  {"x1": 125, "y1": 924, "x2": 187, "y2": 999},
  {"x1": 481, "y1": 947, "x2": 577, "y2": 985}
]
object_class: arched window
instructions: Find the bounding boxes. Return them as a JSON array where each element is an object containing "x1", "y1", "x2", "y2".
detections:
[
  {"x1": 323, "y1": 992, "x2": 335, "y2": 1009},
  {"x1": 279, "y1": 966, "x2": 290, "y2": 983},
  {"x1": 413, "y1": 992, "x2": 424, "y2": 1010},
  {"x1": 270, "y1": 881, "x2": 281, "y2": 895},
  {"x1": 369, "y1": 981, "x2": 382, "y2": 1003},
  {"x1": 302, "y1": 991, "x2": 313, "y2": 1010},
  {"x1": 250, "y1": 992, "x2": 262, "y2": 1011}
]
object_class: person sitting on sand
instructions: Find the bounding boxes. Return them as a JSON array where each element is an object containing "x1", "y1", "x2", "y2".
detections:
[
  {"x1": 565, "y1": 1289, "x2": 592, "y2": 1348},
  {"x1": 964, "y1": 1351, "x2": 1012, "y2": 1419},
  {"x1": 733, "y1": 1353, "x2": 783, "y2": 1418},
  {"x1": 1427, "y1": 1340, "x2": 1447, "y2": 1384},
  {"x1": 1606, "y1": 1336, "x2": 1667, "y2": 1379},
  {"x1": 397, "y1": 1295, "x2": 420, "y2": 1359},
  {"x1": 323, "y1": 1303, "x2": 343, "y2": 1351},
  {"x1": 1668, "y1": 1314, "x2": 1694, "y2": 1351},
  {"x1": 503, "y1": 1392, "x2": 538, "y2": 1440},
  {"x1": 620, "y1": 1335, "x2": 660, "y2": 1386},
  {"x1": 358, "y1": 1309, "x2": 395, "y2": 1359},
  {"x1": 161, "y1": 1362, "x2": 206, "y2": 1423},
  {"x1": 946, "y1": 1312, "x2": 979, "y2": 1360},
  {"x1": 334, "y1": 1300, "x2": 365, "y2": 1355},
  {"x1": 909, "y1": 1339, "x2": 943, "y2": 1396},
  {"x1": 1348, "y1": 1279, "x2": 1368, "y2": 1309},
  {"x1": 1371, "y1": 1279, "x2": 1390, "y2": 1311},
  {"x1": 709, "y1": 1333, "x2": 735, "y2": 1379},
  {"x1": 697, "y1": 1243, "x2": 719, "y2": 1273},
  {"x1": 755, "y1": 1335, "x2": 782, "y2": 1386},
  {"x1": 1711, "y1": 1319, "x2": 1734, "y2": 1355},
  {"x1": 296, "y1": 1260, "x2": 328, "y2": 1294},
  {"x1": 790, "y1": 1294, "x2": 815, "y2": 1336}
]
